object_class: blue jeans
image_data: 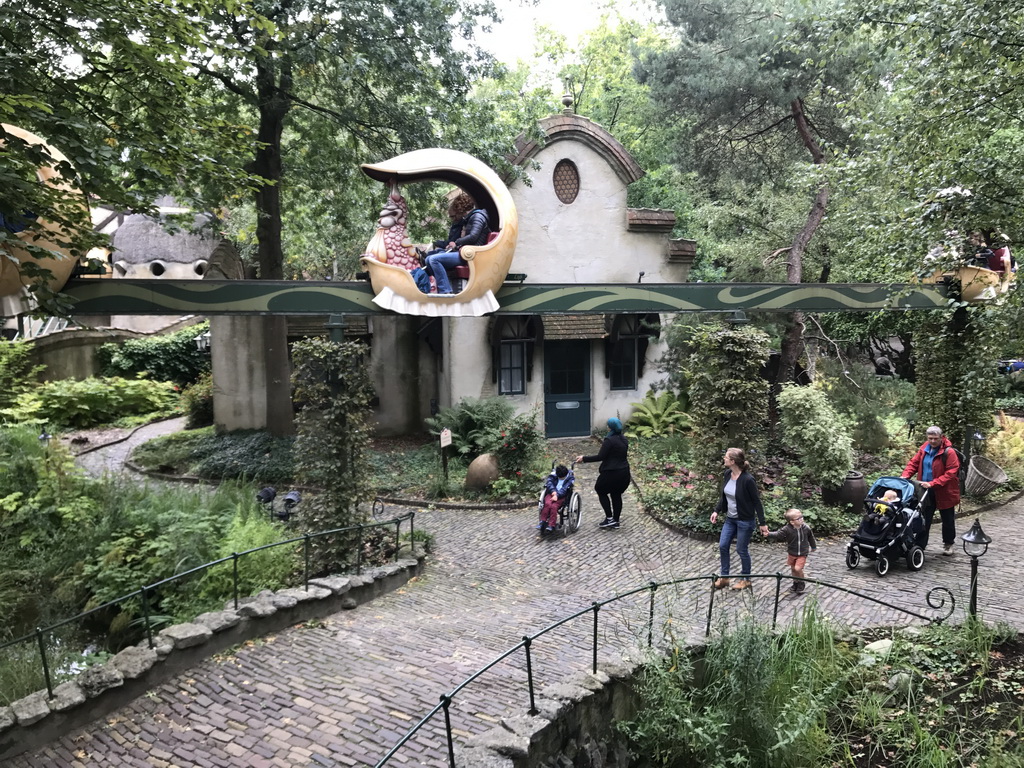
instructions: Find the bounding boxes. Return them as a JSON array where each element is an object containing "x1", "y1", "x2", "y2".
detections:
[
  {"x1": 424, "y1": 250, "x2": 465, "y2": 294},
  {"x1": 719, "y1": 517, "x2": 754, "y2": 577}
]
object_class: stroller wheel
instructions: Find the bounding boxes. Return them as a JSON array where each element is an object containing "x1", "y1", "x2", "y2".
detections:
[
  {"x1": 875, "y1": 555, "x2": 890, "y2": 576},
  {"x1": 906, "y1": 545, "x2": 925, "y2": 572},
  {"x1": 845, "y1": 547, "x2": 860, "y2": 569}
]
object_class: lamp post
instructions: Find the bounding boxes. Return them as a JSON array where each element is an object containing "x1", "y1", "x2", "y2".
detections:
[
  {"x1": 194, "y1": 330, "x2": 211, "y2": 353},
  {"x1": 961, "y1": 518, "x2": 992, "y2": 618}
]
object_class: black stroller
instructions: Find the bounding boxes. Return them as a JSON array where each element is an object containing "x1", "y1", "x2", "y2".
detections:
[{"x1": 845, "y1": 477, "x2": 927, "y2": 576}]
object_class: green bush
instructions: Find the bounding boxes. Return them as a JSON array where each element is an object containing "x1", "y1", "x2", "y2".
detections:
[
  {"x1": 915, "y1": 308, "x2": 1003, "y2": 447},
  {"x1": 665, "y1": 321, "x2": 771, "y2": 508},
  {"x1": 0, "y1": 340, "x2": 44, "y2": 411},
  {"x1": 79, "y1": 482, "x2": 294, "y2": 634},
  {"x1": 778, "y1": 384, "x2": 854, "y2": 491},
  {"x1": 0, "y1": 424, "x2": 45, "y2": 499},
  {"x1": 183, "y1": 513, "x2": 298, "y2": 620},
  {"x1": 816, "y1": 358, "x2": 915, "y2": 454},
  {"x1": 31, "y1": 376, "x2": 179, "y2": 429},
  {"x1": 632, "y1": 434, "x2": 855, "y2": 538},
  {"x1": 181, "y1": 371, "x2": 214, "y2": 429},
  {"x1": 97, "y1": 322, "x2": 211, "y2": 387},
  {"x1": 493, "y1": 410, "x2": 545, "y2": 476},
  {"x1": 626, "y1": 614, "x2": 1024, "y2": 768}
]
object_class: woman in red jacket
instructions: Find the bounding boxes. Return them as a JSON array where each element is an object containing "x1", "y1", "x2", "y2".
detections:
[{"x1": 901, "y1": 426, "x2": 960, "y2": 555}]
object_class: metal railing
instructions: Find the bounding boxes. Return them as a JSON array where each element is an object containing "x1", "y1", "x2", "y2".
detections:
[
  {"x1": 375, "y1": 572, "x2": 955, "y2": 767},
  {"x1": 0, "y1": 507, "x2": 415, "y2": 701}
]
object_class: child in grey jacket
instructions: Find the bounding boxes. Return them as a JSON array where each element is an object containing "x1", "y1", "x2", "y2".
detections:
[{"x1": 766, "y1": 508, "x2": 817, "y2": 594}]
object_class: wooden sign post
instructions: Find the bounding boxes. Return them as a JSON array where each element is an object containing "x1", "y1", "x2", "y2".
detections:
[{"x1": 439, "y1": 428, "x2": 452, "y2": 482}]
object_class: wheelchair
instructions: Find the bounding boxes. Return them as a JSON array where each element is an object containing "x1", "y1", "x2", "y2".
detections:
[{"x1": 536, "y1": 461, "x2": 582, "y2": 537}]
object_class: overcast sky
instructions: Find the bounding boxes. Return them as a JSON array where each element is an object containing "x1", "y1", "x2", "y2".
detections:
[{"x1": 475, "y1": 0, "x2": 663, "y2": 65}]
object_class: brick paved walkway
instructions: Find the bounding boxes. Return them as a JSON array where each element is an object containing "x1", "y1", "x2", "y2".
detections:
[{"x1": 10, "y1": 459, "x2": 1023, "y2": 767}]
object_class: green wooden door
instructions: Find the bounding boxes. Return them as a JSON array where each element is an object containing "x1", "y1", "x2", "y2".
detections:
[{"x1": 544, "y1": 340, "x2": 591, "y2": 437}]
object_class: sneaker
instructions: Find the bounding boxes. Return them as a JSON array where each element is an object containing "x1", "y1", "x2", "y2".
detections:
[
  {"x1": 606, "y1": 521, "x2": 620, "y2": 529},
  {"x1": 792, "y1": 582, "x2": 805, "y2": 594},
  {"x1": 535, "y1": 523, "x2": 546, "y2": 530},
  {"x1": 713, "y1": 578, "x2": 730, "y2": 590},
  {"x1": 730, "y1": 579, "x2": 752, "y2": 590},
  {"x1": 943, "y1": 543, "x2": 954, "y2": 556},
  {"x1": 598, "y1": 518, "x2": 616, "y2": 528}
]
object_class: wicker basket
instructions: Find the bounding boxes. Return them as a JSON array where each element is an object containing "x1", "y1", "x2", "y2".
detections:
[{"x1": 964, "y1": 455, "x2": 1009, "y2": 497}]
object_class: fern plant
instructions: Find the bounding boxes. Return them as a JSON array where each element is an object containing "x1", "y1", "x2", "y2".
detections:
[
  {"x1": 424, "y1": 397, "x2": 514, "y2": 460},
  {"x1": 627, "y1": 390, "x2": 691, "y2": 438}
]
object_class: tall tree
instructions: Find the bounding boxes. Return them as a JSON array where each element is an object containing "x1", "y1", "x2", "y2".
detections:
[
  {"x1": 191, "y1": 0, "x2": 497, "y2": 281},
  {"x1": 642, "y1": 0, "x2": 883, "y2": 387},
  {"x1": 836, "y1": 0, "x2": 1024, "y2": 273},
  {"x1": 0, "y1": 0, "x2": 259, "y2": 309}
]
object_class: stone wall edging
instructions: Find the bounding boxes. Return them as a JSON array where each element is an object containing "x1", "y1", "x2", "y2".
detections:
[
  {"x1": 0, "y1": 554, "x2": 426, "y2": 762},
  {"x1": 453, "y1": 654, "x2": 653, "y2": 768}
]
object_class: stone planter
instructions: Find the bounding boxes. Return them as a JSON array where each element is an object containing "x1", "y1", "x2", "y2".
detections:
[{"x1": 821, "y1": 471, "x2": 866, "y2": 510}]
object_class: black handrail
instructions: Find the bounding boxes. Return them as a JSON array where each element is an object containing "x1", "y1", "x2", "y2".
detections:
[
  {"x1": 0, "y1": 506, "x2": 415, "y2": 700},
  {"x1": 374, "y1": 572, "x2": 956, "y2": 767}
]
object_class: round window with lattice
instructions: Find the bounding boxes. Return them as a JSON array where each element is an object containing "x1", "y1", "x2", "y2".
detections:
[{"x1": 552, "y1": 159, "x2": 580, "y2": 204}]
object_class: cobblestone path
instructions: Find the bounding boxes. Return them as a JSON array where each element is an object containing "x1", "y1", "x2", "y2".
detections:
[{"x1": 10, "y1": 457, "x2": 1023, "y2": 768}]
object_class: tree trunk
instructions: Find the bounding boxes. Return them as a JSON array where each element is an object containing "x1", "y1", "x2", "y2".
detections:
[
  {"x1": 252, "y1": 55, "x2": 294, "y2": 435},
  {"x1": 253, "y1": 57, "x2": 291, "y2": 281},
  {"x1": 775, "y1": 99, "x2": 830, "y2": 393}
]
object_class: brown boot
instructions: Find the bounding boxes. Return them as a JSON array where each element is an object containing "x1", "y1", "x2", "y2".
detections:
[
  {"x1": 713, "y1": 578, "x2": 730, "y2": 589},
  {"x1": 730, "y1": 579, "x2": 751, "y2": 590}
]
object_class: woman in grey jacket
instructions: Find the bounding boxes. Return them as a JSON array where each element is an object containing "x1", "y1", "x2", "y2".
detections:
[{"x1": 709, "y1": 447, "x2": 767, "y2": 590}]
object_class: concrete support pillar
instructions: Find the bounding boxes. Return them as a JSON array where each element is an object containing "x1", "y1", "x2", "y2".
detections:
[{"x1": 212, "y1": 315, "x2": 294, "y2": 435}]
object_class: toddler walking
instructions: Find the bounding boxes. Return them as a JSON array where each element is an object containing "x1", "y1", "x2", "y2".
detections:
[{"x1": 766, "y1": 508, "x2": 817, "y2": 594}]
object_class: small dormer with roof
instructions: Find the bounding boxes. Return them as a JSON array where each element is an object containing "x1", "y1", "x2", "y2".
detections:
[{"x1": 505, "y1": 107, "x2": 694, "y2": 283}]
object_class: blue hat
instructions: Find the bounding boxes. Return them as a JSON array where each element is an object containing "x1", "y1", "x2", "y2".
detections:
[{"x1": 606, "y1": 417, "x2": 623, "y2": 435}]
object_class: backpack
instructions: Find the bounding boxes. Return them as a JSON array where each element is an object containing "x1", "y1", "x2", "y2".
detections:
[{"x1": 944, "y1": 447, "x2": 967, "y2": 489}]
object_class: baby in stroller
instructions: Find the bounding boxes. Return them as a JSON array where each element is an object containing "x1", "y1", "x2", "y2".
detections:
[
  {"x1": 863, "y1": 489, "x2": 900, "y2": 532},
  {"x1": 538, "y1": 464, "x2": 575, "y2": 533},
  {"x1": 846, "y1": 477, "x2": 926, "y2": 576}
]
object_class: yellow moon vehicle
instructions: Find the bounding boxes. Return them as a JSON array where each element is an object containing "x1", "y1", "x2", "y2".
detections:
[
  {"x1": 359, "y1": 148, "x2": 518, "y2": 317},
  {"x1": 0, "y1": 125, "x2": 89, "y2": 304}
]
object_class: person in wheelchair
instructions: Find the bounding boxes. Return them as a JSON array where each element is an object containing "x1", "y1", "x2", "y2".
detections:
[{"x1": 537, "y1": 464, "x2": 574, "y2": 533}]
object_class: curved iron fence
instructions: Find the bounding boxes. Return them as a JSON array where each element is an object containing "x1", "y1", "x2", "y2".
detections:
[
  {"x1": 0, "y1": 506, "x2": 415, "y2": 701},
  {"x1": 375, "y1": 572, "x2": 956, "y2": 767}
]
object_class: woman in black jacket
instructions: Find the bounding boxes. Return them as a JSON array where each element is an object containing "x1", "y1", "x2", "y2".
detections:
[
  {"x1": 709, "y1": 447, "x2": 768, "y2": 590},
  {"x1": 422, "y1": 192, "x2": 489, "y2": 295},
  {"x1": 576, "y1": 417, "x2": 631, "y2": 530}
]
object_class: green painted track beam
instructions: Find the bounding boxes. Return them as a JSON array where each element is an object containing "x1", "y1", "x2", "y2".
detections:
[{"x1": 61, "y1": 278, "x2": 948, "y2": 316}]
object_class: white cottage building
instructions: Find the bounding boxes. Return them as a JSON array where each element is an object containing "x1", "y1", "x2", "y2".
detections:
[{"x1": 360, "y1": 111, "x2": 694, "y2": 437}]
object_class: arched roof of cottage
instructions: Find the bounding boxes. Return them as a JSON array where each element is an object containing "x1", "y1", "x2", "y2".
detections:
[{"x1": 507, "y1": 113, "x2": 645, "y2": 187}]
